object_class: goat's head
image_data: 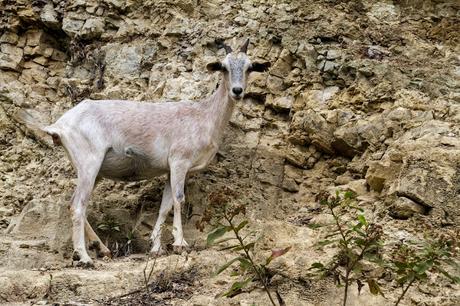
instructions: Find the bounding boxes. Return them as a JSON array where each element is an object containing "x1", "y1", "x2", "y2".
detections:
[{"x1": 207, "y1": 39, "x2": 271, "y2": 101}]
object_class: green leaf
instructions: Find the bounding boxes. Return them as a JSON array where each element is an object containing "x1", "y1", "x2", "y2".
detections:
[
  {"x1": 235, "y1": 220, "x2": 249, "y2": 233},
  {"x1": 316, "y1": 239, "x2": 337, "y2": 248},
  {"x1": 357, "y1": 214, "x2": 367, "y2": 226},
  {"x1": 344, "y1": 191, "x2": 356, "y2": 199},
  {"x1": 443, "y1": 258, "x2": 460, "y2": 269},
  {"x1": 213, "y1": 257, "x2": 244, "y2": 276},
  {"x1": 367, "y1": 279, "x2": 384, "y2": 296},
  {"x1": 239, "y1": 258, "x2": 251, "y2": 272},
  {"x1": 219, "y1": 244, "x2": 242, "y2": 251},
  {"x1": 397, "y1": 273, "x2": 415, "y2": 285},
  {"x1": 222, "y1": 277, "x2": 253, "y2": 297},
  {"x1": 213, "y1": 237, "x2": 237, "y2": 245},
  {"x1": 413, "y1": 260, "x2": 433, "y2": 275},
  {"x1": 207, "y1": 226, "x2": 230, "y2": 246},
  {"x1": 228, "y1": 242, "x2": 255, "y2": 252},
  {"x1": 97, "y1": 224, "x2": 108, "y2": 230},
  {"x1": 307, "y1": 223, "x2": 324, "y2": 229},
  {"x1": 435, "y1": 267, "x2": 460, "y2": 284},
  {"x1": 309, "y1": 262, "x2": 325, "y2": 270},
  {"x1": 353, "y1": 262, "x2": 363, "y2": 274}
]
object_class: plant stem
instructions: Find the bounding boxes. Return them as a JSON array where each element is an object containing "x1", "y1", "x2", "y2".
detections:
[
  {"x1": 225, "y1": 215, "x2": 277, "y2": 306},
  {"x1": 328, "y1": 204, "x2": 348, "y2": 249},
  {"x1": 343, "y1": 269, "x2": 350, "y2": 306},
  {"x1": 394, "y1": 278, "x2": 416, "y2": 306}
]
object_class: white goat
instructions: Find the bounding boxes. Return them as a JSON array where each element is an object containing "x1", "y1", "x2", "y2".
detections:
[{"x1": 16, "y1": 39, "x2": 270, "y2": 266}]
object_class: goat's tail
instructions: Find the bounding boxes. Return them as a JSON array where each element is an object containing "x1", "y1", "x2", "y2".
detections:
[{"x1": 14, "y1": 109, "x2": 58, "y2": 147}]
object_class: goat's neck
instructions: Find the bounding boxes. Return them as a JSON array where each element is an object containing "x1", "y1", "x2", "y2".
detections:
[{"x1": 201, "y1": 81, "x2": 235, "y2": 143}]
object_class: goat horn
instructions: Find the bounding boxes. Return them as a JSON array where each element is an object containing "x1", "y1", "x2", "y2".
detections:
[
  {"x1": 223, "y1": 43, "x2": 233, "y2": 54},
  {"x1": 240, "y1": 38, "x2": 250, "y2": 53}
]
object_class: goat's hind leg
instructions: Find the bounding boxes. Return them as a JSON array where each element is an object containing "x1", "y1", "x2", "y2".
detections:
[
  {"x1": 150, "y1": 177, "x2": 173, "y2": 256},
  {"x1": 64, "y1": 141, "x2": 106, "y2": 267},
  {"x1": 83, "y1": 177, "x2": 112, "y2": 258},
  {"x1": 85, "y1": 219, "x2": 111, "y2": 258}
]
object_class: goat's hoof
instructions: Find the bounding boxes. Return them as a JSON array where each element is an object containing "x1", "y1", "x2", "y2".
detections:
[
  {"x1": 150, "y1": 248, "x2": 166, "y2": 257},
  {"x1": 74, "y1": 259, "x2": 94, "y2": 268},
  {"x1": 72, "y1": 250, "x2": 94, "y2": 268},
  {"x1": 172, "y1": 245, "x2": 189, "y2": 254},
  {"x1": 99, "y1": 248, "x2": 112, "y2": 258},
  {"x1": 88, "y1": 241, "x2": 112, "y2": 258}
]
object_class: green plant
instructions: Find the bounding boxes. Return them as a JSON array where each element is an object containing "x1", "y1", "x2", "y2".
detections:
[
  {"x1": 43, "y1": 273, "x2": 53, "y2": 300},
  {"x1": 97, "y1": 218, "x2": 121, "y2": 233},
  {"x1": 143, "y1": 254, "x2": 159, "y2": 293},
  {"x1": 309, "y1": 190, "x2": 384, "y2": 306},
  {"x1": 97, "y1": 218, "x2": 122, "y2": 256},
  {"x1": 390, "y1": 231, "x2": 460, "y2": 306},
  {"x1": 198, "y1": 187, "x2": 290, "y2": 306}
]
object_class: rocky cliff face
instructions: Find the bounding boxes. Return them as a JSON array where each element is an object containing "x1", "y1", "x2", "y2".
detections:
[{"x1": 0, "y1": 0, "x2": 459, "y2": 305}]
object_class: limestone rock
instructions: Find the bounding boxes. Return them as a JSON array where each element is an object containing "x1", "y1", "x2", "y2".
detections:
[
  {"x1": 62, "y1": 14, "x2": 84, "y2": 37},
  {"x1": 365, "y1": 160, "x2": 401, "y2": 192},
  {"x1": 40, "y1": 3, "x2": 60, "y2": 28},
  {"x1": 285, "y1": 145, "x2": 312, "y2": 169},
  {"x1": 265, "y1": 95, "x2": 293, "y2": 112},
  {"x1": 270, "y1": 49, "x2": 293, "y2": 78},
  {"x1": 291, "y1": 109, "x2": 335, "y2": 154},
  {"x1": 0, "y1": 32, "x2": 19, "y2": 44},
  {"x1": 104, "y1": 44, "x2": 143, "y2": 77},
  {"x1": 81, "y1": 18, "x2": 105, "y2": 39},
  {"x1": 0, "y1": 44, "x2": 23, "y2": 71},
  {"x1": 389, "y1": 196, "x2": 427, "y2": 220}
]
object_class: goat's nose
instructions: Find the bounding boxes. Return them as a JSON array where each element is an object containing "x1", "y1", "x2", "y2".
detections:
[{"x1": 232, "y1": 87, "x2": 243, "y2": 95}]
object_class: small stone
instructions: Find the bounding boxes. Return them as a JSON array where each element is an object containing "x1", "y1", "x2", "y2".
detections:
[
  {"x1": 306, "y1": 156, "x2": 317, "y2": 168},
  {"x1": 266, "y1": 75, "x2": 286, "y2": 94},
  {"x1": 285, "y1": 145, "x2": 311, "y2": 169},
  {"x1": 51, "y1": 50, "x2": 67, "y2": 62},
  {"x1": 26, "y1": 30, "x2": 44, "y2": 46},
  {"x1": 323, "y1": 61, "x2": 337, "y2": 72},
  {"x1": 335, "y1": 174, "x2": 352, "y2": 185},
  {"x1": 282, "y1": 177, "x2": 299, "y2": 192},
  {"x1": 0, "y1": 32, "x2": 19, "y2": 44},
  {"x1": 0, "y1": 44, "x2": 23, "y2": 71},
  {"x1": 33, "y1": 56, "x2": 48, "y2": 66},
  {"x1": 40, "y1": 3, "x2": 60, "y2": 28},
  {"x1": 390, "y1": 197, "x2": 427, "y2": 219},
  {"x1": 81, "y1": 18, "x2": 105, "y2": 39},
  {"x1": 62, "y1": 16, "x2": 84, "y2": 37},
  {"x1": 365, "y1": 160, "x2": 401, "y2": 192},
  {"x1": 387, "y1": 107, "x2": 411, "y2": 121},
  {"x1": 326, "y1": 50, "x2": 341, "y2": 60},
  {"x1": 43, "y1": 47, "x2": 54, "y2": 58},
  {"x1": 265, "y1": 96, "x2": 293, "y2": 112},
  {"x1": 0, "y1": 207, "x2": 14, "y2": 217}
]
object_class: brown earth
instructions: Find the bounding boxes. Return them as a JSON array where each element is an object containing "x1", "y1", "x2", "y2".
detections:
[{"x1": 0, "y1": 0, "x2": 459, "y2": 305}]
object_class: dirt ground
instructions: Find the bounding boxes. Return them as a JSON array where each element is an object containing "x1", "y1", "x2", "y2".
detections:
[{"x1": 0, "y1": 0, "x2": 459, "y2": 305}]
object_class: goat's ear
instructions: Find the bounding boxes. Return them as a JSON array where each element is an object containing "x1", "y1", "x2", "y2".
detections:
[
  {"x1": 249, "y1": 61, "x2": 271, "y2": 72},
  {"x1": 206, "y1": 62, "x2": 223, "y2": 72}
]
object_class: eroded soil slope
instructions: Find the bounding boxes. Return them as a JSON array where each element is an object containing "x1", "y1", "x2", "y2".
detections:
[{"x1": 0, "y1": 0, "x2": 459, "y2": 305}]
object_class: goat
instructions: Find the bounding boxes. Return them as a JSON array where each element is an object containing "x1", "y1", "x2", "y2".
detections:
[{"x1": 15, "y1": 39, "x2": 270, "y2": 267}]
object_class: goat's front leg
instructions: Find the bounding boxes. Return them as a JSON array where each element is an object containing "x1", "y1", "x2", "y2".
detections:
[
  {"x1": 150, "y1": 177, "x2": 173, "y2": 255},
  {"x1": 169, "y1": 159, "x2": 191, "y2": 252}
]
